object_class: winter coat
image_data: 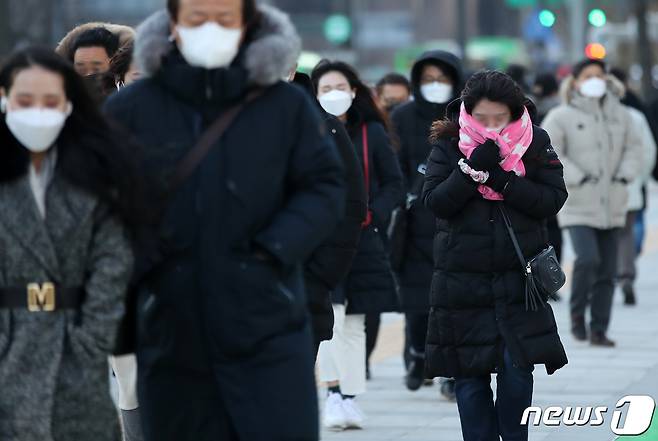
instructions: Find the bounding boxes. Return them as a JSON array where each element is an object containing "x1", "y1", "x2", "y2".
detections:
[
  {"x1": 334, "y1": 121, "x2": 404, "y2": 314},
  {"x1": 55, "y1": 22, "x2": 135, "y2": 60},
  {"x1": 391, "y1": 50, "x2": 462, "y2": 312},
  {"x1": 0, "y1": 174, "x2": 132, "y2": 440},
  {"x1": 542, "y1": 76, "x2": 641, "y2": 229},
  {"x1": 422, "y1": 125, "x2": 569, "y2": 379},
  {"x1": 625, "y1": 107, "x2": 656, "y2": 211},
  {"x1": 103, "y1": 7, "x2": 344, "y2": 441},
  {"x1": 305, "y1": 115, "x2": 367, "y2": 343}
]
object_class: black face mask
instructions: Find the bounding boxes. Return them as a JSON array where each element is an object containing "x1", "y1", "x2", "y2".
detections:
[
  {"x1": 384, "y1": 100, "x2": 406, "y2": 113},
  {"x1": 82, "y1": 73, "x2": 110, "y2": 107}
]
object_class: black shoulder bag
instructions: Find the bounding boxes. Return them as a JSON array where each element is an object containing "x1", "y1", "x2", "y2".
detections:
[{"x1": 498, "y1": 204, "x2": 565, "y2": 311}]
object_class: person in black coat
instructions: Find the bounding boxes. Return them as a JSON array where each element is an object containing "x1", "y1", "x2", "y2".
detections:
[
  {"x1": 103, "y1": 3, "x2": 344, "y2": 441},
  {"x1": 291, "y1": 71, "x2": 368, "y2": 356},
  {"x1": 311, "y1": 60, "x2": 403, "y2": 431},
  {"x1": 423, "y1": 71, "x2": 568, "y2": 441},
  {"x1": 390, "y1": 50, "x2": 463, "y2": 392}
]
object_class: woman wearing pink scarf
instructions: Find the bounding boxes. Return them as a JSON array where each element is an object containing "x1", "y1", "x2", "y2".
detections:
[{"x1": 422, "y1": 71, "x2": 568, "y2": 441}]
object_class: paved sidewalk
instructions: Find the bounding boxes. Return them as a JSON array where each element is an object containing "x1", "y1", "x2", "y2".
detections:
[{"x1": 320, "y1": 193, "x2": 658, "y2": 441}]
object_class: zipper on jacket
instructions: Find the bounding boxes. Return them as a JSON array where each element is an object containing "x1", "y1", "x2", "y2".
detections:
[{"x1": 205, "y1": 70, "x2": 212, "y2": 100}]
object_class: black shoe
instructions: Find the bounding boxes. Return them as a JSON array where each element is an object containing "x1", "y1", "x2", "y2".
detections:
[
  {"x1": 571, "y1": 315, "x2": 588, "y2": 341},
  {"x1": 590, "y1": 331, "x2": 616, "y2": 347},
  {"x1": 405, "y1": 357, "x2": 425, "y2": 391},
  {"x1": 439, "y1": 378, "x2": 456, "y2": 401},
  {"x1": 623, "y1": 284, "x2": 636, "y2": 305}
]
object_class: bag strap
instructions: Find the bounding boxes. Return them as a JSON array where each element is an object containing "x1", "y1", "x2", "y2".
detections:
[
  {"x1": 498, "y1": 204, "x2": 528, "y2": 274},
  {"x1": 361, "y1": 124, "x2": 373, "y2": 227},
  {"x1": 361, "y1": 123, "x2": 370, "y2": 198},
  {"x1": 169, "y1": 88, "x2": 264, "y2": 190}
]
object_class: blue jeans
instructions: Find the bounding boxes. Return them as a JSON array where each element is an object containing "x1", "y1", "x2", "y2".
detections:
[{"x1": 455, "y1": 349, "x2": 534, "y2": 441}]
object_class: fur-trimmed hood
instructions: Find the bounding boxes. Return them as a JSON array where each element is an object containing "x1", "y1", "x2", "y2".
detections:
[
  {"x1": 55, "y1": 23, "x2": 135, "y2": 60},
  {"x1": 558, "y1": 73, "x2": 625, "y2": 105},
  {"x1": 134, "y1": 5, "x2": 300, "y2": 87}
]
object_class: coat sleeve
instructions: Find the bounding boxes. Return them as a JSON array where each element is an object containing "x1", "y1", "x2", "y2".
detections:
[
  {"x1": 614, "y1": 108, "x2": 643, "y2": 182},
  {"x1": 637, "y1": 112, "x2": 658, "y2": 183},
  {"x1": 305, "y1": 117, "x2": 366, "y2": 289},
  {"x1": 391, "y1": 108, "x2": 412, "y2": 188},
  {"x1": 369, "y1": 123, "x2": 404, "y2": 230},
  {"x1": 253, "y1": 98, "x2": 346, "y2": 267},
  {"x1": 500, "y1": 129, "x2": 568, "y2": 219},
  {"x1": 541, "y1": 108, "x2": 587, "y2": 186},
  {"x1": 69, "y1": 204, "x2": 133, "y2": 358},
  {"x1": 422, "y1": 141, "x2": 480, "y2": 219}
]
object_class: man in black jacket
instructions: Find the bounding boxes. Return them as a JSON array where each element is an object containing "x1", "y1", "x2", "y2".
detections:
[
  {"x1": 104, "y1": 2, "x2": 344, "y2": 440},
  {"x1": 391, "y1": 50, "x2": 463, "y2": 393}
]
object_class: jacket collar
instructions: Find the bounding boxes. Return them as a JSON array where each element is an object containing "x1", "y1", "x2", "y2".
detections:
[
  {"x1": 0, "y1": 174, "x2": 96, "y2": 282},
  {"x1": 559, "y1": 74, "x2": 625, "y2": 118}
]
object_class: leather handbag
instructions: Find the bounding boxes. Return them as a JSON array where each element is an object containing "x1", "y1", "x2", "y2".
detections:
[{"x1": 498, "y1": 204, "x2": 565, "y2": 311}]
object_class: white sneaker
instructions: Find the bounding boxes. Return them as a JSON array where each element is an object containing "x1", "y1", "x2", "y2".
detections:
[
  {"x1": 323, "y1": 392, "x2": 347, "y2": 431},
  {"x1": 342, "y1": 398, "x2": 365, "y2": 429}
]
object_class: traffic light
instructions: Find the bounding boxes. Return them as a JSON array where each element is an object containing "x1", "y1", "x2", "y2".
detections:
[
  {"x1": 538, "y1": 9, "x2": 556, "y2": 27},
  {"x1": 585, "y1": 43, "x2": 606, "y2": 60},
  {"x1": 588, "y1": 9, "x2": 607, "y2": 27}
]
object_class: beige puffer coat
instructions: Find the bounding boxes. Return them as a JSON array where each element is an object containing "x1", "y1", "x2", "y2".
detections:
[{"x1": 542, "y1": 76, "x2": 641, "y2": 229}]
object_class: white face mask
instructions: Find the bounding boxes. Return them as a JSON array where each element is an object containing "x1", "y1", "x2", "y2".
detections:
[
  {"x1": 420, "y1": 81, "x2": 453, "y2": 104},
  {"x1": 1, "y1": 97, "x2": 72, "y2": 152},
  {"x1": 176, "y1": 22, "x2": 242, "y2": 69},
  {"x1": 318, "y1": 90, "x2": 354, "y2": 117},
  {"x1": 579, "y1": 77, "x2": 607, "y2": 98},
  {"x1": 485, "y1": 124, "x2": 507, "y2": 134}
]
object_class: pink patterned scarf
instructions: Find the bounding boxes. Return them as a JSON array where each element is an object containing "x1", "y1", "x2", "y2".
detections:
[{"x1": 458, "y1": 103, "x2": 533, "y2": 200}]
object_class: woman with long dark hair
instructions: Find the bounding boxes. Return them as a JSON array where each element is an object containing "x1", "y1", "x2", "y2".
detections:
[
  {"x1": 312, "y1": 60, "x2": 403, "y2": 431},
  {"x1": 0, "y1": 47, "x2": 137, "y2": 439},
  {"x1": 423, "y1": 71, "x2": 568, "y2": 441}
]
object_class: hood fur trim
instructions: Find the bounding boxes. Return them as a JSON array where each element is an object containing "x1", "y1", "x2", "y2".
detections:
[
  {"x1": 55, "y1": 23, "x2": 135, "y2": 60},
  {"x1": 134, "y1": 5, "x2": 300, "y2": 87},
  {"x1": 558, "y1": 74, "x2": 626, "y2": 104}
]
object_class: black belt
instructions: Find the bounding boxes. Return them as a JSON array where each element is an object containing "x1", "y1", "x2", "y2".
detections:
[{"x1": 0, "y1": 284, "x2": 85, "y2": 311}]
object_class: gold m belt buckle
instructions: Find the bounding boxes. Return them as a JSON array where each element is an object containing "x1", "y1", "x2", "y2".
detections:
[{"x1": 27, "y1": 282, "x2": 56, "y2": 312}]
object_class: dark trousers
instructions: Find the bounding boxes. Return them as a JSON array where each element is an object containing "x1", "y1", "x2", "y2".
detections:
[
  {"x1": 617, "y1": 211, "x2": 639, "y2": 288},
  {"x1": 455, "y1": 349, "x2": 534, "y2": 441},
  {"x1": 365, "y1": 313, "x2": 380, "y2": 364},
  {"x1": 405, "y1": 312, "x2": 428, "y2": 356},
  {"x1": 568, "y1": 226, "x2": 620, "y2": 333}
]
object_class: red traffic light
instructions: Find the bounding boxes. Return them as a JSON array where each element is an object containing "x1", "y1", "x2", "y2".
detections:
[{"x1": 585, "y1": 43, "x2": 606, "y2": 60}]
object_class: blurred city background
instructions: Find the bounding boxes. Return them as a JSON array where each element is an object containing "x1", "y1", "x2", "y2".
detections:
[{"x1": 0, "y1": 0, "x2": 657, "y2": 94}]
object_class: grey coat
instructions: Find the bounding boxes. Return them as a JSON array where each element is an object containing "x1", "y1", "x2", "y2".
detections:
[{"x1": 0, "y1": 174, "x2": 133, "y2": 441}]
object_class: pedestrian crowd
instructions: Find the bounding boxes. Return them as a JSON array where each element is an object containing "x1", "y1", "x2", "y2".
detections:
[{"x1": 0, "y1": 0, "x2": 655, "y2": 440}]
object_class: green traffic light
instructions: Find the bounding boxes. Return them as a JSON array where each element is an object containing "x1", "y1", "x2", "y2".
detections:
[
  {"x1": 538, "y1": 9, "x2": 556, "y2": 27},
  {"x1": 588, "y1": 8, "x2": 607, "y2": 27}
]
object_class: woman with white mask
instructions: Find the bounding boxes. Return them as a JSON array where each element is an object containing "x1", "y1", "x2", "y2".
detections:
[
  {"x1": 0, "y1": 47, "x2": 137, "y2": 440},
  {"x1": 312, "y1": 60, "x2": 403, "y2": 432},
  {"x1": 542, "y1": 58, "x2": 641, "y2": 347}
]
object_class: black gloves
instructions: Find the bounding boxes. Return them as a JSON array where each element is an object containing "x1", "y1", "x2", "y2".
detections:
[
  {"x1": 486, "y1": 167, "x2": 513, "y2": 193},
  {"x1": 468, "y1": 139, "x2": 501, "y2": 171}
]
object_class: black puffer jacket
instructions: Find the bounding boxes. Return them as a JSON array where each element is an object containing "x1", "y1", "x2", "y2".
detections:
[
  {"x1": 104, "y1": 7, "x2": 343, "y2": 441},
  {"x1": 305, "y1": 115, "x2": 367, "y2": 342},
  {"x1": 391, "y1": 51, "x2": 462, "y2": 312},
  {"x1": 422, "y1": 125, "x2": 569, "y2": 378},
  {"x1": 334, "y1": 121, "x2": 404, "y2": 314}
]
